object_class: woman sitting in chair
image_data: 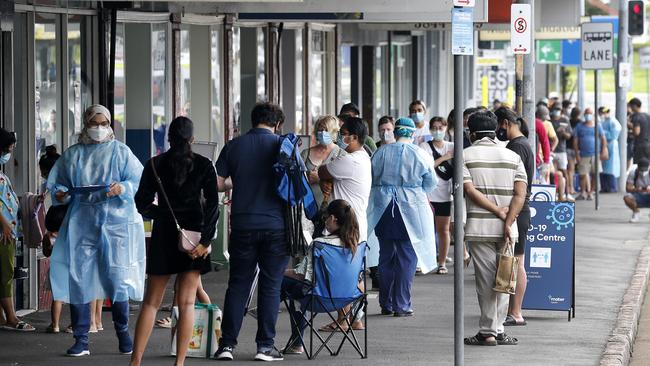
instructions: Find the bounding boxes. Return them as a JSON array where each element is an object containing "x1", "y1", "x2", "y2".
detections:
[{"x1": 282, "y1": 199, "x2": 360, "y2": 355}]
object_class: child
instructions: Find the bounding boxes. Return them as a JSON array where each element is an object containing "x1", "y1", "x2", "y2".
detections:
[{"x1": 282, "y1": 199, "x2": 360, "y2": 354}]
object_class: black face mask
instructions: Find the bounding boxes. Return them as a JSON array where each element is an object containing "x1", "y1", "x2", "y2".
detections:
[{"x1": 496, "y1": 128, "x2": 508, "y2": 141}]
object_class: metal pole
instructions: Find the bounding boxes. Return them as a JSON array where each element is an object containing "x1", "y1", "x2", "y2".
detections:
[
  {"x1": 453, "y1": 54, "x2": 465, "y2": 366},
  {"x1": 515, "y1": 54, "x2": 524, "y2": 115},
  {"x1": 617, "y1": 0, "x2": 630, "y2": 189},
  {"x1": 522, "y1": 0, "x2": 536, "y2": 157},
  {"x1": 595, "y1": 69, "x2": 600, "y2": 210},
  {"x1": 577, "y1": 0, "x2": 586, "y2": 110}
]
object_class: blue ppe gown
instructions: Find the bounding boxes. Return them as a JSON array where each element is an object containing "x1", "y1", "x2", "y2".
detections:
[
  {"x1": 48, "y1": 140, "x2": 146, "y2": 305},
  {"x1": 601, "y1": 117, "x2": 622, "y2": 178},
  {"x1": 366, "y1": 142, "x2": 438, "y2": 274}
]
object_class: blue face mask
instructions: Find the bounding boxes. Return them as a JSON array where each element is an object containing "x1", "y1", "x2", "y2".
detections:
[
  {"x1": 316, "y1": 131, "x2": 333, "y2": 146},
  {"x1": 411, "y1": 112, "x2": 425, "y2": 124},
  {"x1": 584, "y1": 114, "x2": 593, "y2": 122},
  {"x1": 337, "y1": 135, "x2": 349, "y2": 150},
  {"x1": 0, "y1": 153, "x2": 11, "y2": 165},
  {"x1": 431, "y1": 130, "x2": 446, "y2": 141}
]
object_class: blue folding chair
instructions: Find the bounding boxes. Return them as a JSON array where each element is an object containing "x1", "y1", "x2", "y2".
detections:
[{"x1": 282, "y1": 241, "x2": 368, "y2": 359}]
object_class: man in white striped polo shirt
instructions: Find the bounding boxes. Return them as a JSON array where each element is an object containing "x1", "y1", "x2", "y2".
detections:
[{"x1": 462, "y1": 110, "x2": 527, "y2": 347}]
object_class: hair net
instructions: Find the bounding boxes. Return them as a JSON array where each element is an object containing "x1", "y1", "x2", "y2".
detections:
[{"x1": 394, "y1": 117, "x2": 416, "y2": 138}]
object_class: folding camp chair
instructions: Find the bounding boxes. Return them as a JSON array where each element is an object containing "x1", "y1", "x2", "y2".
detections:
[{"x1": 282, "y1": 241, "x2": 368, "y2": 360}]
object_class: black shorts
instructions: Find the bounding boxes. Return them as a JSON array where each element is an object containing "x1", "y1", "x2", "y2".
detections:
[
  {"x1": 515, "y1": 204, "x2": 531, "y2": 256},
  {"x1": 431, "y1": 201, "x2": 452, "y2": 217}
]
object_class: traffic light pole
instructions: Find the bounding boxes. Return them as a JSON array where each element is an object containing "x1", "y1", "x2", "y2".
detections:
[
  {"x1": 577, "y1": 0, "x2": 586, "y2": 110},
  {"x1": 617, "y1": 0, "x2": 630, "y2": 190}
]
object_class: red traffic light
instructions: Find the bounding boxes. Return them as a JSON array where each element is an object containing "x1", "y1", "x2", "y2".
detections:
[{"x1": 634, "y1": 3, "x2": 642, "y2": 13}]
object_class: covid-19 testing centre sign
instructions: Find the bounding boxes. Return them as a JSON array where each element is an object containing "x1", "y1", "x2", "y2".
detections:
[{"x1": 522, "y1": 198, "x2": 576, "y2": 321}]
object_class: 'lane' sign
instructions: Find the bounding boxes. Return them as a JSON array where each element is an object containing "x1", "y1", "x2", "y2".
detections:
[{"x1": 581, "y1": 22, "x2": 614, "y2": 70}]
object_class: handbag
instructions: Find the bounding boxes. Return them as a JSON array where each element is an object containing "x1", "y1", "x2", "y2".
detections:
[
  {"x1": 493, "y1": 241, "x2": 519, "y2": 295},
  {"x1": 151, "y1": 157, "x2": 211, "y2": 255},
  {"x1": 427, "y1": 141, "x2": 454, "y2": 181}
]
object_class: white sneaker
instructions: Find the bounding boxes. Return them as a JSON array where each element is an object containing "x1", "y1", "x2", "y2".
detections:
[
  {"x1": 445, "y1": 256, "x2": 454, "y2": 264},
  {"x1": 630, "y1": 212, "x2": 641, "y2": 223}
]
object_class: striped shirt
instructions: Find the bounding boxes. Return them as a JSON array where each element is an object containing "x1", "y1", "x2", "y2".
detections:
[{"x1": 463, "y1": 137, "x2": 528, "y2": 243}]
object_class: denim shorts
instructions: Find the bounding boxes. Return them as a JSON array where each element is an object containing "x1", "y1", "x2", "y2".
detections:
[{"x1": 632, "y1": 193, "x2": 650, "y2": 208}]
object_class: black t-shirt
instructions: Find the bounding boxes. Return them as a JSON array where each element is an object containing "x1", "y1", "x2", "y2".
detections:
[
  {"x1": 506, "y1": 136, "x2": 535, "y2": 198},
  {"x1": 632, "y1": 112, "x2": 650, "y2": 144},
  {"x1": 552, "y1": 117, "x2": 572, "y2": 153}
]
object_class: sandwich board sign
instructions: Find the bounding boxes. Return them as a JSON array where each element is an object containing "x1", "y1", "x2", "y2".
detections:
[{"x1": 581, "y1": 22, "x2": 614, "y2": 70}]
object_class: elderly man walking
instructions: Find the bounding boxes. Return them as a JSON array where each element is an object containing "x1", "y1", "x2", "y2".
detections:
[{"x1": 462, "y1": 110, "x2": 527, "y2": 346}]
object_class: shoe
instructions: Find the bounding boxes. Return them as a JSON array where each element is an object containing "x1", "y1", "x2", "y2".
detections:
[
  {"x1": 116, "y1": 331, "x2": 133, "y2": 354},
  {"x1": 496, "y1": 332, "x2": 519, "y2": 345},
  {"x1": 393, "y1": 310, "x2": 414, "y2": 317},
  {"x1": 254, "y1": 347, "x2": 284, "y2": 361},
  {"x1": 66, "y1": 340, "x2": 90, "y2": 357},
  {"x1": 630, "y1": 212, "x2": 641, "y2": 223},
  {"x1": 46, "y1": 324, "x2": 60, "y2": 333},
  {"x1": 380, "y1": 308, "x2": 394, "y2": 316},
  {"x1": 215, "y1": 345, "x2": 235, "y2": 360},
  {"x1": 282, "y1": 345, "x2": 303, "y2": 355}
]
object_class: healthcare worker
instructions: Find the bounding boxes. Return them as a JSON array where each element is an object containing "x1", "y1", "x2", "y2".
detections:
[
  {"x1": 48, "y1": 104, "x2": 145, "y2": 357},
  {"x1": 599, "y1": 106, "x2": 621, "y2": 192},
  {"x1": 367, "y1": 117, "x2": 437, "y2": 316}
]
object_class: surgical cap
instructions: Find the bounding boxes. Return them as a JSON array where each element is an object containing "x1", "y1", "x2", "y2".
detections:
[
  {"x1": 83, "y1": 104, "x2": 112, "y2": 126},
  {"x1": 394, "y1": 117, "x2": 416, "y2": 138}
]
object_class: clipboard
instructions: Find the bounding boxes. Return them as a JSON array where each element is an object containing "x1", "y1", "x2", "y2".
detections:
[{"x1": 69, "y1": 185, "x2": 110, "y2": 194}]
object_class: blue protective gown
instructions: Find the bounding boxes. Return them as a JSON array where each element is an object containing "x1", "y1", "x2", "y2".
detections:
[
  {"x1": 601, "y1": 117, "x2": 622, "y2": 178},
  {"x1": 48, "y1": 140, "x2": 146, "y2": 304},
  {"x1": 367, "y1": 142, "x2": 438, "y2": 274}
]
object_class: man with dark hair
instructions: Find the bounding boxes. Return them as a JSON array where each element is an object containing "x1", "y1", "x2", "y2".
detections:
[
  {"x1": 215, "y1": 102, "x2": 287, "y2": 361},
  {"x1": 463, "y1": 110, "x2": 527, "y2": 346},
  {"x1": 624, "y1": 157, "x2": 650, "y2": 222},
  {"x1": 339, "y1": 102, "x2": 361, "y2": 118},
  {"x1": 338, "y1": 103, "x2": 377, "y2": 155},
  {"x1": 629, "y1": 98, "x2": 650, "y2": 164}
]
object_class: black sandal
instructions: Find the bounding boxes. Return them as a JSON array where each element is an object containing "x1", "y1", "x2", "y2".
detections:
[
  {"x1": 464, "y1": 332, "x2": 497, "y2": 346},
  {"x1": 496, "y1": 333, "x2": 518, "y2": 345}
]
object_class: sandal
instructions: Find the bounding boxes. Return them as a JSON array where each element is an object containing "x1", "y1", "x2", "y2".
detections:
[
  {"x1": 464, "y1": 332, "x2": 497, "y2": 346},
  {"x1": 351, "y1": 320, "x2": 365, "y2": 330},
  {"x1": 435, "y1": 266, "x2": 448, "y2": 275},
  {"x1": 464, "y1": 254, "x2": 472, "y2": 268},
  {"x1": 64, "y1": 325, "x2": 73, "y2": 333},
  {"x1": 1, "y1": 320, "x2": 35, "y2": 332},
  {"x1": 503, "y1": 315, "x2": 527, "y2": 326},
  {"x1": 318, "y1": 321, "x2": 342, "y2": 332},
  {"x1": 46, "y1": 324, "x2": 60, "y2": 333},
  {"x1": 155, "y1": 316, "x2": 172, "y2": 329},
  {"x1": 496, "y1": 333, "x2": 518, "y2": 345}
]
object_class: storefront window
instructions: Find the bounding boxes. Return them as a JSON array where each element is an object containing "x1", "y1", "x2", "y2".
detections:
[
  {"x1": 67, "y1": 15, "x2": 84, "y2": 146},
  {"x1": 232, "y1": 27, "x2": 241, "y2": 135},
  {"x1": 295, "y1": 29, "x2": 303, "y2": 132},
  {"x1": 211, "y1": 28, "x2": 223, "y2": 145},
  {"x1": 256, "y1": 28, "x2": 266, "y2": 101},
  {"x1": 180, "y1": 26, "x2": 191, "y2": 117},
  {"x1": 152, "y1": 23, "x2": 167, "y2": 155},
  {"x1": 35, "y1": 13, "x2": 59, "y2": 154},
  {"x1": 340, "y1": 45, "x2": 352, "y2": 107}
]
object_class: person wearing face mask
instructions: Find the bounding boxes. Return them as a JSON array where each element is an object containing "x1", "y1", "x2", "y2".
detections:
[
  {"x1": 421, "y1": 117, "x2": 454, "y2": 274},
  {"x1": 338, "y1": 103, "x2": 377, "y2": 156},
  {"x1": 367, "y1": 117, "x2": 437, "y2": 316},
  {"x1": 598, "y1": 107, "x2": 621, "y2": 193},
  {"x1": 624, "y1": 157, "x2": 650, "y2": 223},
  {"x1": 409, "y1": 100, "x2": 433, "y2": 146},
  {"x1": 48, "y1": 104, "x2": 145, "y2": 357},
  {"x1": 376, "y1": 116, "x2": 396, "y2": 148},
  {"x1": 0, "y1": 129, "x2": 35, "y2": 333},
  {"x1": 301, "y1": 116, "x2": 347, "y2": 207},
  {"x1": 573, "y1": 107, "x2": 608, "y2": 200}
]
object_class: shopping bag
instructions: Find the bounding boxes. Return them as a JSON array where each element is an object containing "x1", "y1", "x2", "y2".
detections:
[
  {"x1": 493, "y1": 241, "x2": 519, "y2": 295},
  {"x1": 171, "y1": 303, "x2": 222, "y2": 358}
]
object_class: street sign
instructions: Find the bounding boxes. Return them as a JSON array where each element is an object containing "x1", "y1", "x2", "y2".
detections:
[
  {"x1": 453, "y1": 0, "x2": 475, "y2": 6},
  {"x1": 536, "y1": 40, "x2": 561, "y2": 64},
  {"x1": 451, "y1": 7, "x2": 474, "y2": 55},
  {"x1": 640, "y1": 47, "x2": 650, "y2": 69},
  {"x1": 580, "y1": 22, "x2": 614, "y2": 70},
  {"x1": 511, "y1": 4, "x2": 532, "y2": 54},
  {"x1": 619, "y1": 62, "x2": 632, "y2": 88},
  {"x1": 561, "y1": 39, "x2": 580, "y2": 66}
]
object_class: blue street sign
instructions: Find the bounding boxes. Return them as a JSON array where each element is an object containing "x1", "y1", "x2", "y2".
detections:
[
  {"x1": 522, "y1": 201, "x2": 575, "y2": 313},
  {"x1": 451, "y1": 7, "x2": 474, "y2": 55},
  {"x1": 561, "y1": 39, "x2": 581, "y2": 66}
]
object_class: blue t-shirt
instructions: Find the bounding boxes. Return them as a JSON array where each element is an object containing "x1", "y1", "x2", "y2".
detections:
[
  {"x1": 573, "y1": 122, "x2": 605, "y2": 157},
  {"x1": 215, "y1": 128, "x2": 285, "y2": 231}
]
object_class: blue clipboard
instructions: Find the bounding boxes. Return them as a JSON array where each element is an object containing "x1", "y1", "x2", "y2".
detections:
[{"x1": 69, "y1": 185, "x2": 110, "y2": 194}]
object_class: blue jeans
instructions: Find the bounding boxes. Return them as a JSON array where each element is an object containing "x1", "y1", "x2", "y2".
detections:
[
  {"x1": 220, "y1": 230, "x2": 289, "y2": 351},
  {"x1": 280, "y1": 277, "x2": 311, "y2": 347},
  {"x1": 377, "y1": 237, "x2": 417, "y2": 314}
]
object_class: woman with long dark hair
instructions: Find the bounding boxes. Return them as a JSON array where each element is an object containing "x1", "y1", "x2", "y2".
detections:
[{"x1": 131, "y1": 116, "x2": 219, "y2": 366}]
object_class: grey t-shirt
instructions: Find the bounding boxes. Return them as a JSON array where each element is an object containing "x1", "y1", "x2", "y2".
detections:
[
  {"x1": 632, "y1": 112, "x2": 650, "y2": 144},
  {"x1": 552, "y1": 117, "x2": 573, "y2": 153},
  {"x1": 627, "y1": 168, "x2": 650, "y2": 189}
]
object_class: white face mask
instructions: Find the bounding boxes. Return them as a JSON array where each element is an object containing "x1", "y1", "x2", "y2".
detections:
[{"x1": 87, "y1": 126, "x2": 111, "y2": 142}]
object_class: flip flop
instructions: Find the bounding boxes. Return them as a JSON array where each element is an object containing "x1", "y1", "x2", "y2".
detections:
[
  {"x1": 435, "y1": 266, "x2": 448, "y2": 275},
  {"x1": 1, "y1": 321, "x2": 35, "y2": 332},
  {"x1": 46, "y1": 324, "x2": 60, "y2": 333},
  {"x1": 503, "y1": 315, "x2": 527, "y2": 326},
  {"x1": 155, "y1": 316, "x2": 172, "y2": 329},
  {"x1": 318, "y1": 322, "x2": 342, "y2": 332}
]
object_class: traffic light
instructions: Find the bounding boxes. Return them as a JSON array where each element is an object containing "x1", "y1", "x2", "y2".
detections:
[{"x1": 628, "y1": 0, "x2": 646, "y2": 36}]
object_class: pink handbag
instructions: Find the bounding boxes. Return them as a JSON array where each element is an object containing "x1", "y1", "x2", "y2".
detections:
[{"x1": 151, "y1": 158, "x2": 211, "y2": 255}]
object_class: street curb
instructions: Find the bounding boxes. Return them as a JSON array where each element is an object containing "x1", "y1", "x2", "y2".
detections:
[{"x1": 599, "y1": 244, "x2": 650, "y2": 366}]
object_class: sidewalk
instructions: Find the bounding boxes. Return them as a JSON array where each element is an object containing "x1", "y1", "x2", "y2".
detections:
[{"x1": 1, "y1": 193, "x2": 647, "y2": 366}]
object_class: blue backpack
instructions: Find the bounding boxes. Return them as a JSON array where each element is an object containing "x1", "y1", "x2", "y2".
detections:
[{"x1": 273, "y1": 133, "x2": 318, "y2": 255}]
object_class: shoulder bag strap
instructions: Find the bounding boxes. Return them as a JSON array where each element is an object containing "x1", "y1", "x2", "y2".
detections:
[
  {"x1": 428, "y1": 141, "x2": 443, "y2": 160},
  {"x1": 150, "y1": 157, "x2": 182, "y2": 232}
]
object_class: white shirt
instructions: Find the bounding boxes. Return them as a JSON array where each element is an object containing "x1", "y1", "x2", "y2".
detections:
[
  {"x1": 421, "y1": 140, "x2": 454, "y2": 202},
  {"x1": 326, "y1": 150, "x2": 372, "y2": 242}
]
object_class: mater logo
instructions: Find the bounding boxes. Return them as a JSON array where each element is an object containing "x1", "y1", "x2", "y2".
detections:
[{"x1": 547, "y1": 295, "x2": 565, "y2": 303}]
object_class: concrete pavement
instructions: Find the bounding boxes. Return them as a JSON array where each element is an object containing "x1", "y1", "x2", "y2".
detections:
[{"x1": 1, "y1": 193, "x2": 647, "y2": 366}]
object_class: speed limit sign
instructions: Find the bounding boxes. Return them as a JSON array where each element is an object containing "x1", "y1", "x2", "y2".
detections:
[{"x1": 511, "y1": 4, "x2": 532, "y2": 54}]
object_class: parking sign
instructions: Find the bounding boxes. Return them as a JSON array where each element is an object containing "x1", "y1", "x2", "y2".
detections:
[
  {"x1": 511, "y1": 4, "x2": 532, "y2": 54},
  {"x1": 581, "y1": 22, "x2": 614, "y2": 70}
]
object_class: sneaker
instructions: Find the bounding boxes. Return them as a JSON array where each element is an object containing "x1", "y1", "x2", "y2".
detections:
[
  {"x1": 117, "y1": 331, "x2": 133, "y2": 355},
  {"x1": 630, "y1": 212, "x2": 641, "y2": 223},
  {"x1": 66, "y1": 340, "x2": 90, "y2": 357},
  {"x1": 254, "y1": 347, "x2": 284, "y2": 361},
  {"x1": 215, "y1": 345, "x2": 235, "y2": 361}
]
